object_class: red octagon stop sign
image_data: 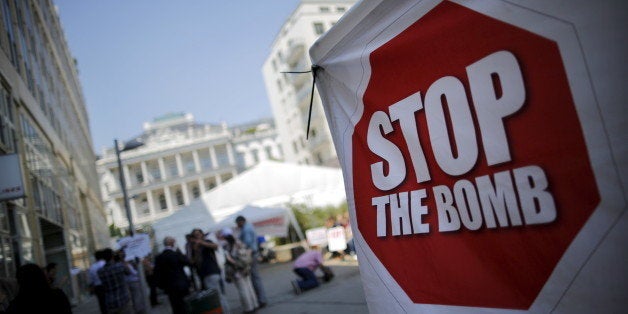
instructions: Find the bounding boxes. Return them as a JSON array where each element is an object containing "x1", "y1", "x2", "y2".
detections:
[{"x1": 352, "y1": 1, "x2": 600, "y2": 309}]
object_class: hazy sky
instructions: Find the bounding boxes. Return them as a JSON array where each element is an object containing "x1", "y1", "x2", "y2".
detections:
[{"x1": 54, "y1": 1, "x2": 301, "y2": 153}]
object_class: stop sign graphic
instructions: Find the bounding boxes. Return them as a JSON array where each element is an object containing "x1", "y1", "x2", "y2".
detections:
[{"x1": 351, "y1": 1, "x2": 602, "y2": 309}]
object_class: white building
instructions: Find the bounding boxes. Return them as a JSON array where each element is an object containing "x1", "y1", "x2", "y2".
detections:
[
  {"x1": 262, "y1": 0, "x2": 356, "y2": 167},
  {"x1": 96, "y1": 113, "x2": 282, "y2": 230}
]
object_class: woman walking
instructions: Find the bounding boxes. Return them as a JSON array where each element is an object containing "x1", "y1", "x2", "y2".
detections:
[{"x1": 222, "y1": 231, "x2": 258, "y2": 313}]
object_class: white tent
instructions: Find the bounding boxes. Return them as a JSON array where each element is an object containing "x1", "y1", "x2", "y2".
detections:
[{"x1": 152, "y1": 160, "x2": 346, "y2": 249}]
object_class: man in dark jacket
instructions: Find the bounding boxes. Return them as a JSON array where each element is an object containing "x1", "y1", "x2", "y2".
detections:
[{"x1": 154, "y1": 236, "x2": 190, "y2": 314}]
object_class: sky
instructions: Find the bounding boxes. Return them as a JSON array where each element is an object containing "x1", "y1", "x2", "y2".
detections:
[{"x1": 54, "y1": 1, "x2": 301, "y2": 153}]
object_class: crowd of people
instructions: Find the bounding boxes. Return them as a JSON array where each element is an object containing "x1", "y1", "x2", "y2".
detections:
[
  {"x1": 0, "y1": 213, "x2": 345, "y2": 313},
  {"x1": 88, "y1": 247, "x2": 149, "y2": 314},
  {"x1": 152, "y1": 215, "x2": 268, "y2": 314}
]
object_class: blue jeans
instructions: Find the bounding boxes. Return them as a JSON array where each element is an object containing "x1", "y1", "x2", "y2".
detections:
[
  {"x1": 294, "y1": 267, "x2": 319, "y2": 291},
  {"x1": 250, "y1": 251, "x2": 268, "y2": 303}
]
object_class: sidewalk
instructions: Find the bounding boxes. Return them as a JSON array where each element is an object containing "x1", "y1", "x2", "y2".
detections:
[{"x1": 74, "y1": 257, "x2": 367, "y2": 314}]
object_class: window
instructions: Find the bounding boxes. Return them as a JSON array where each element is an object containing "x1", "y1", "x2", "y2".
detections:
[
  {"x1": 192, "y1": 186, "x2": 200, "y2": 199},
  {"x1": 175, "y1": 190, "x2": 184, "y2": 205},
  {"x1": 337, "y1": 7, "x2": 346, "y2": 13},
  {"x1": 0, "y1": 86, "x2": 15, "y2": 152},
  {"x1": 135, "y1": 171, "x2": 143, "y2": 184},
  {"x1": 205, "y1": 179, "x2": 216, "y2": 191},
  {"x1": 158, "y1": 194, "x2": 167, "y2": 211},
  {"x1": 313, "y1": 22, "x2": 325, "y2": 35},
  {"x1": 138, "y1": 197, "x2": 149, "y2": 216},
  {"x1": 319, "y1": 6, "x2": 330, "y2": 12},
  {"x1": 167, "y1": 159, "x2": 178, "y2": 177}
]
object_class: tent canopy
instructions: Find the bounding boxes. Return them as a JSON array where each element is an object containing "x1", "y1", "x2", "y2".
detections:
[{"x1": 152, "y1": 161, "x2": 345, "y2": 249}]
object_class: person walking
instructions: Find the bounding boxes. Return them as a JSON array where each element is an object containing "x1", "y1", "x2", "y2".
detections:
[
  {"x1": 291, "y1": 246, "x2": 325, "y2": 294},
  {"x1": 98, "y1": 248, "x2": 132, "y2": 314},
  {"x1": 154, "y1": 236, "x2": 190, "y2": 314},
  {"x1": 142, "y1": 256, "x2": 160, "y2": 307},
  {"x1": 235, "y1": 215, "x2": 267, "y2": 308},
  {"x1": 118, "y1": 250, "x2": 146, "y2": 313},
  {"x1": 222, "y1": 231, "x2": 258, "y2": 313},
  {"x1": 89, "y1": 250, "x2": 107, "y2": 314}
]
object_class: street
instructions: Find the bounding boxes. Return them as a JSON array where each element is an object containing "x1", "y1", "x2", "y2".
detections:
[{"x1": 74, "y1": 257, "x2": 368, "y2": 314}]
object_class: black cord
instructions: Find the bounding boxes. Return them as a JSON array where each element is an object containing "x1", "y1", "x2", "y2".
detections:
[{"x1": 281, "y1": 65, "x2": 321, "y2": 140}]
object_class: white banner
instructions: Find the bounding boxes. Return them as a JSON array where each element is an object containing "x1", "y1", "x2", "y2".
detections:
[
  {"x1": 0, "y1": 154, "x2": 25, "y2": 202},
  {"x1": 117, "y1": 233, "x2": 151, "y2": 261},
  {"x1": 306, "y1": 227, "x2": 328, "y2": 246},
  {"x1": 327, "y1": 226, "x2": 347, "y2": 252},
  {"x1": 310, "y1": 0, "x2": 627, "y2": 312}
]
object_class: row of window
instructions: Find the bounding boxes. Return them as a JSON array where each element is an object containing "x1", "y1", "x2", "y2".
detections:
[
  {"x1": 123, "y1": 172, "x2": 232, "y2": 219},
  {"x1": 0, "y1": 84, "x2": 14, "y2": 153}
]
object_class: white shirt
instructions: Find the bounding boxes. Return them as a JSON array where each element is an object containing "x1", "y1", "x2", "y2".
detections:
[{"x1": 88, "y1": 260, "x2": 106, "y2": 286}]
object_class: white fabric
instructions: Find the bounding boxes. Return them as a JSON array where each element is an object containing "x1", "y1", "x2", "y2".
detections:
[
  {"x1": 152, "y1": 161, "x2": 345, "y2": 251},
  {"x1": 310, "y1": 0, "x2": 628, "y2": 313}
]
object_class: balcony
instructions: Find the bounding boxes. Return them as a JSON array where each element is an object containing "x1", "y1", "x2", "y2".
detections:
[
  {"x1": 287, "y1": 56, "x2": 311, "y2": 89},
  {"x1": 284, "y1": 41, "x2": 306, "y2": 67}
]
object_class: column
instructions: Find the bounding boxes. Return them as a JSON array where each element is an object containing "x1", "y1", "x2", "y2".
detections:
[
  {"x1": 209, "y1": 146, "x2": 218, "y2": 169},
  {"x1": 129, "y1": 198, "x2": 138, "y2": 222},
  {"x1": 226, "y1": 142, "x2": 236, "y2": 166},
  {"x1": 181, "y1": 183, "x2": 190, "y2": 205},
  {"x1": 215, "y1": 174, "x2": 222, "y2": 185},
  {"x1": 164, "y1": 186, "x2": 173, "y2": 211},
  {"x1": 158, "y1": 157, "x2": 167, "y2": 180},
  {"x1": 192, "y1": 150, "x2": 201, "y2": 173},
  {"x1": 123, "y1": 165, "x2": 132, "y2": 187},
  {"x1": 175, "y1": 153, "x2": 184, "y2": 177},
  {"x1": 146, "y1": 190, "x2": 155, "y2": 216},
  {"x1": 198, "y1": 178, "x2": 206, "y2": 192},
  {"x1": 141, "y1": 161, "x2": 149, "y2": 184}
]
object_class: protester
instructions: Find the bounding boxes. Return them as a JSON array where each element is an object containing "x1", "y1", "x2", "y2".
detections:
[
  {"x1": 154, "y1": 236, "x2": 190, "y2": 314},
  {"x1": 190, "y1": 228, "x2": 221, "y2": 292},
  {"x1": 6, "y1": 263, "x2": 72, "y2": 313},
  {"x1": 142, "y1": 255, "x2": 160, "y2": 307},
  {"x1": 291, "y1": 245, "x2": 326, "y2": 294},
  {"x1": 222, "y1": 230, "x2": 258, "y2": 313},
  {"x1": 184, "y1": 233, "x2": 199, "y2": 290},
  {"x1": 88, "y1": 250, "x2": 107, "y2": 314},
  {"x1": 118, "y1": 250, "x2": 146, "y2": 314},
  {"x1": 235, "y1": 215, "x2": 268, "y2": 307},
  {"x1": 98, "y1": 248, "x2": 132, "y2": 313}
]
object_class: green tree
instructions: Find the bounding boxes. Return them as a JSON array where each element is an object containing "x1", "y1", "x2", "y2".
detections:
[{"x1": 290, "y1": 202, "x2": 348, "y2": 232}]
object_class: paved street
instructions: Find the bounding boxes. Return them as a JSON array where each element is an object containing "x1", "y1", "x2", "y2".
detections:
[{"x1": 74, "y1": 257, "x2": 367, "y2": 314}]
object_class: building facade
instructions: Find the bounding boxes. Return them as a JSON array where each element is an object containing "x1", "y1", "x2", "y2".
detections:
[
  {"x1": 0, "y1": 0, "x2": 108, "y2": 303},
  {"x1": 262, "y1": 0, "x2": 355, "y2": 167},
  {"x1": 97, "y1": 113, "x2": 283, "y2": 230}
]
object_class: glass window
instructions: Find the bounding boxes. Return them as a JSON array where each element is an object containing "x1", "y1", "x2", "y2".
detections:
[
  {"x1": 137, "y1": 197, "x2": 149, "y2": 216},
  {"x1": 215, "y1": 145, "x2": 229, "y2": 167},
  {"x1": 175, "y1": 190, "x2": 184, "y2": 205},
  {"x1": 337, "y1": 7, "x2": 346, "y2": 13},
  {"x1": 135, "y1": 171, "x2": 143, "y2": 184},
  {"x1": 313, "y1": 22, "x2": 325, "y2": 35},
  {"x1": 192, "y1": 186, "x2": 200, "y2": 199},
  {"x1": 204, "y1": 178, "x2": 216, "y2": 191},
  {"x1": 319, "y1": 6, "x2": 330, "y2": 12},
  {"x1": 158, "y1": 194, "x2": 167, "y2": 211}
]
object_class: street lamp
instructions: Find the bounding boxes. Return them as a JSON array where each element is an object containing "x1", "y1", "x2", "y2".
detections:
[
  {"x1": 114, "y1": 138, "x2": 144, "y2": 236},
  {"x1": 113, "y1": 138, "x2": 150, "y2": 311}
]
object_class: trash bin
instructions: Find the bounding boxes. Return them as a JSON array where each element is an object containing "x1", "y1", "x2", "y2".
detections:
[{"x1": 184, "y1": 289, "x2": 222, "y2": 314}]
